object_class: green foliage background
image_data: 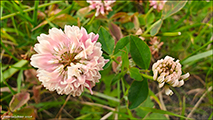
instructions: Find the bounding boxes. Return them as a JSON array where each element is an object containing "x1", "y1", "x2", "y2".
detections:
[{"x1": 1, "y1": 0, "x2": 212, "y2": 119}]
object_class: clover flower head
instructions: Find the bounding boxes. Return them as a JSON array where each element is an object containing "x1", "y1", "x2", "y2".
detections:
[
  {"x1": 30, "y1": 25, "x2": 108, "y2": 97},
  {"x1": 87, "y1": 0, "x2": 115, "y2": 16},
  {"x1": 149, "y1": 37, "x2": 164, "y2": 58},
  {"x1": 152, "y1": 56, "x2": 189, "y2": 95},
  {"x1": 149, "y1": 0, "x2": 167, "y2": 11}
]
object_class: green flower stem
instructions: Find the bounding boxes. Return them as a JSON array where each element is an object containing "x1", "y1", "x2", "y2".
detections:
[
  {"x1": 140, "y1": 34, "x2": 152, "y2": 37},
  {"x1": 139, "y1": 69, "x2": 150, "y2": 73},
  {"x1": 87, "y1": 14, "x2": 96, "y2": 25},
  {"x1": 121, "y1": 78, "x2": 134, "y2": 118},
  {"x1": 115, "y1": 1, "x2": 130, "y2": 13},
  {"x1": 117, "y1": 79, "x2": 120, "y2": 118},
  {"x1": 121, "y1": 78, "x2": 126, "y2": 97},
  {"x1": 158, "y1": 32, "x2": 181, "y2": 36},
  {"x1": 180, "y1": 96, "x2": 186, "y2": 120},
  {"x1": 1, "y1": 1, "x2": 63, "y2": 20},
  {"x1": 143, "y1": 19, "x2": 162, "y2": 35},
  {"x1": 141, "y1": 73, "x2": 154, "y2": 80},
  {"x1": 144, "y1": 7, "x2": 154, "y2": 20},
  {"x1": 141, "y1": 32, "x2": 181, "y2": 37},
  {"x1": 110, "y1": 55, "x2": 119, "y2": 64}
]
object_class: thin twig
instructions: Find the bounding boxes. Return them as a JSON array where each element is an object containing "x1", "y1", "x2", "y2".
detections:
[
  {"x1": 193, "y1": 75, "x2": 206, "y2": 86},
  {"x1": 55, "y1": 94, "x2": 71, "y2": 118},
  {"x1": 114, "y1": 109, "x2": 118, "y2": 120},
  {"x1": 100, "y1": 112, "x2": 113, "y2": 120},
  {"x1": 81, "y1": 101, "x2": 115, "y2": 111},
  {"x1": 42, "y1": 109, "x2": 54, "y2": 117},
  {"x1": 0, "y1": 49, "x2": 5, "y2": 60},
  {"x1": 62, "y1": 109, "x2": 74, "y2": 118},
  {"x1": 187, "y1": 86, "x2": 212, "y2": 119},
  {"x1": 158, "y1": 88, "x2": 169, "y2": 119}
]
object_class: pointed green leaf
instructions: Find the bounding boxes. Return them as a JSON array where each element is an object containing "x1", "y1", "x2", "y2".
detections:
[
  {"x1": 98, "y1": 27, "x2": 115, "y2": 55},
  {"x1": 17, "y1": 70, "x2": 23, "y2": 93},
  {"x1": 129, "y1": 35, "x2": 151, "y2": 69},
  {"x1": 128, "y1": 79, "x2": 149, "y2": 109},
  {"x1": 162, "y1": 1, "x2": 187, "y2": 20},
  {"x1": 129, "y1": 67, "x2": 143, "y2": 81},
  {"x1": 150, "y1": 19, "x2": 163, "y2": 36},
  {"x1": 114, "y1": 36, "x2": 130, "y2": 55}
]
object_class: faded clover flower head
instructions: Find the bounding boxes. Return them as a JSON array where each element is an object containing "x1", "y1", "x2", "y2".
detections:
[
  {"x1": 152, "y1": 56, "x2": 190, "y2": 95},
  {"x1": 149, "y1": 0, "x2": 167, "y2": 11},
  {"x1": 149, "y1": 37, "x2": 164, "y2": 58},
  {"x1": 30, "y1": 25, "x2": 108, "y2": 97},
  {"x1": 87, "y1": 0, "x2": 115, "y2": 16}
]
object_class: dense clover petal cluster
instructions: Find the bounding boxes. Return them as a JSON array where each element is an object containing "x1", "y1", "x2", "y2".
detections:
[
  {"x1": 149, "y1": 0, "x2": 167, "y2": 11},
  {"x1": 152, "y1": 56, "x2": 190, "y2": 95},
  {"x1": 30, "y1": 25, "x2": 108, "y2": 96},
  {"x1": 149, "y1": 37, "x2": 164, "y2": 58},
  {"x1": 87, "y1": 0, "x2": 115, "y2": 16}
]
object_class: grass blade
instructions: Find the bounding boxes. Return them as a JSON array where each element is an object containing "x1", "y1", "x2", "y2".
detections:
[
  {"x1": 1, "y1": 1, "x2": 63, "y2": 20},
  {"x1": 180, "y1": 96, "x2": 186, "y2": 120},
  {"x1": 0, "y1": 40, "x2": 18, "y2": 61},
  {"x1": 11, "y1": 16, "x2": 19, "y2": 35},
  {"x1": 181, "y1": 49, "x2": 213, "y2": 65},
  {"x1": 208, "y1": 112, "x2": 213, "y2": 120},
  {"x1": 2, "y1": 60, "x2": 28, "y2": 81},
  {"x1": 140, "y1": 107, "x2": 192, "y2": 119},
  {"x1": 17, "y1": 70, "x2": 23, "y2": 93},
  {"x1": 33, "y1": 1, "x2": 39, "y2": 25},
  {"x1": 0, "y1": 1, "x2": 3, "y2": 18},
  {"x1": 2, "y1": 80, "x2": 16, "y2": 95},
  {"x1": 32, "y1": 3, "x2": 75, "y2": 31},
  {"x1": 11, "y1": 1, "x2": 33, "y2": 24},
  {"x1": 1, "y1": 29, "x2": 18, "y2": 44},
  {"x1": 181, "y1": 39, "x2": 213, "y2": 62}
]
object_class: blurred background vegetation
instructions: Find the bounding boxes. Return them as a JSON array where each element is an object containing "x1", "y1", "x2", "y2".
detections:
[{"x1": 1, "y1": 0, "x2": 212, "y2": 119}]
